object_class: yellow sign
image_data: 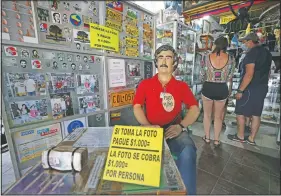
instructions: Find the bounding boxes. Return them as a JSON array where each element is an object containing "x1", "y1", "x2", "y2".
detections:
[
  {"x1": 103, "y1": 125, "x2": 164, "y2": 187},
  {"x1": 125, "y1": 47, "x2": 139, "y2": 57},
  {"x1": 125, "y1": 25, "x2": 139, "y2": 37},
  {"x1": 90, "y1": 23, "x2": 119, "y2": 52},
  {"x1": 110, "y1": 90, "x2": 135, "y2": 108},
  {"x1": 125, "y1": 37, "x2": 138, "y2": 47},
  {"x1": 220, "y1": 15, "x2": 236, "y2": 24},
  {"x1": 105, "y1": 19, "x2": 122, "y2": 32},
  {"x1": 106, "y1": 8, "x2": 123, "y2": 23}
]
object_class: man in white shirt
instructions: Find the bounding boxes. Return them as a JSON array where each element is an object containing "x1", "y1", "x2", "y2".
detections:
[{"x1": 24, "y1": 74, "x2": 36, "y2": 96}]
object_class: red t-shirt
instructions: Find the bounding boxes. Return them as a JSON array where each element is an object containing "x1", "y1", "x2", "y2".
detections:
[{"x1": 133, "y1": 74, "x2": 198, "y2": 127}]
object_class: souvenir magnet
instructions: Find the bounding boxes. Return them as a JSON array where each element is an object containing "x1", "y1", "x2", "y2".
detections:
[
  {"x1": 31, "y1": 60, "x2": 42, "y2": 69},
  {"x1": 73, "y1": 4, "x2": 81, "y2": 12},
  {"x1": 76, "y1": 43, "x2": 81, "y2": 50},
  {"x1": 90, "y1": 56, "x2": 95, "y2": 63},
  {"x1": 70, "y1": 13, "x2": 82, "y2": 26},
  {"x1": 67, "y1": 54, "x2": 73, "y2": 62},
  {"x1": 21, "y1": 49, "x2": 30, "y2": 58},
  {"x1": 62, "y1": 1, "x2": 70, "y2": 11},
  {"x1": 4, "y1": 46, "x2": 18, "y2": 56},
  {"x1": 52, "y1": 61, "x2": 58, "y2": 69},
  {"x1": 32, "y1": 50, "x2": 40, "y2": 58},
  {"x1": 76, "y1": 55, "x2": 81, "y2": 61},
  {"x1": 62, "y1": 62, "x2": 67, "y2": 69},
  {"x1": 85, "y1": 64, "x2": 90, "y2": 69},
  {"x1": 51, "y1": 0, "x2": 59, "y2": 10},
  {"x1": 52, "y1": 12, "x2": 61, "y2": 24},
  {"x1": 78, "y1": 64, "x2": 83, "y2": 70},
  {"x1": 37, "y1": 8, "x2": 49, "y2": 22},
  {"x1": 71, "y1": 63, "x2": 76, "y2": 70},
  {"x1": 57, "y1": 53, "x2": 64, "y2": 61},
  {"x1": 39, "y1": 23, "x2": 48, "y2": 32},
  {"x1": 83, "y1": 56, "x2": 88, "y2": 63},
  {"x1": 62, "y1": 13, "x2": 68, "y2": 23}
]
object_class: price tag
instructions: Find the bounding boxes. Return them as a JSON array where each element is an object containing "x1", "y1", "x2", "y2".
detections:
[{"x1": 103, "y1": 125, "x2": 164, "y2": 187}]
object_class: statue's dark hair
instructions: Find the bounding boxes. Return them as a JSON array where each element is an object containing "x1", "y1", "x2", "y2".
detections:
[{"x1": 154, "y1": 44, "x2": 179, "y2": 71}]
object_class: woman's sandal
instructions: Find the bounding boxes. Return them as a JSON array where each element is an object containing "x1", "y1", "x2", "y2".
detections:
[
  {"x1": 214, "y1": 140, "x2": 221, "y2": 148},
  {"x1": 202, "y1": 136, "x2": 211, "y2": 144}
]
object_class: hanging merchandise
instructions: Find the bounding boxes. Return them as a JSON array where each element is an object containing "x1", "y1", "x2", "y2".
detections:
[{"x1": 156, "y1": 21, "x2": 197, "y2": 86}]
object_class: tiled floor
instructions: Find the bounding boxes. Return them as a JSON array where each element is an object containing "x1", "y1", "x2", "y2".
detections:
[
  {"x1": 191, "y1": 120, "x2": 280, "y2": 158},
  {"x1": 1, "y1": 126, "x2": 280, "y2": 194},
  {"x1": 191, "y1": 134, "x2": 280, "y2": 195}
]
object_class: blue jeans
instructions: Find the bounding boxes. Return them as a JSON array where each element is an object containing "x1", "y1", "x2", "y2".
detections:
[
  {"x1": 27, "y1": 91, "x2": 36, "y2": 96},
  {"x1": 167, "y1": 132, "x2": 197, "y2": 195}
]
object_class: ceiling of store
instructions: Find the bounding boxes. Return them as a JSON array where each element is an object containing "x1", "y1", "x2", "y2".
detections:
[{"x1": 183, "y1": 0, "x2": 280, "y2": 24}]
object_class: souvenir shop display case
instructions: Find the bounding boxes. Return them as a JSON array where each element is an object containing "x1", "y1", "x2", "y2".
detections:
[
  {"x1": 156, "y1": 21, "x2": 197, "y2": 86},
  {"x1": 1, "y1": 0, "x2": 156, "y2": 180}
]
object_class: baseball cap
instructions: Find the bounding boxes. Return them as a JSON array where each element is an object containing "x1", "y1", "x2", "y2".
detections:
[{"x1": 238, "y1": 33, "x2": 259, "y2": 42}]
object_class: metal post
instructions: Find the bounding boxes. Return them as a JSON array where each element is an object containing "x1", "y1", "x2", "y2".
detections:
[{"x1": 1, "y1": 95, "x2": 21, "y2": 179}]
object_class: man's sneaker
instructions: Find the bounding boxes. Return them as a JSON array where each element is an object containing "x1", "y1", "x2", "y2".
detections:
[{"x1": 228, "y1": 134, "x2": 246, "y2": 143}]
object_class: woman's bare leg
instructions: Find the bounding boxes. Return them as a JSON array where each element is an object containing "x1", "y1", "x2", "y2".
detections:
[
  {"x1": 214, "y1": 99, "x2": 227, "y2": 144},
  {"x1": 202, "y1": 95, "x2": 214, "y2": 141}
]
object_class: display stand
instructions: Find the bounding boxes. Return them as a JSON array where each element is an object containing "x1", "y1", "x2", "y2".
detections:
[{"x1": 1, "y1": 1, "x2": 156, "y2": 179}]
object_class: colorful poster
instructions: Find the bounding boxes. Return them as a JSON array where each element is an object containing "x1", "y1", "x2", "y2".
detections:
[
  {"x1": 63, "y1": 117, "x2": 86, "y2": 138},
  {"x1": 107, "y1": 59, "x2": 126, "y2": 88},
  {"x1": 76, "y1": 74, "x2": 99, "y2": 94},
  {"x1": 10, "y1": 99, "x2": 49, "y2": 126},
  {"x1": 13, "y1": 123, "x2": 62, "y2": 163},
  {"x1": 7, "y1": 73, "x2": 47, "y2": 97},
  {"x1": 50, "y1": 93, "x2": 74, "y2": 119},
  {"x1": 78, "y1": 95, "x2": 101, "y2": 114}
]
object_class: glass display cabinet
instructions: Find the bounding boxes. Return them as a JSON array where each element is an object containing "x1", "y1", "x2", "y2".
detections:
[{"x1": 156, "y1": 21, "x2": 197, "y2": 86}]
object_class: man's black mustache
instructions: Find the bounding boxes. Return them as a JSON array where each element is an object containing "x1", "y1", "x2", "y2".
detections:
[{"x1": 160, "y1": 64, "x2": 168, "y2": 68}]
